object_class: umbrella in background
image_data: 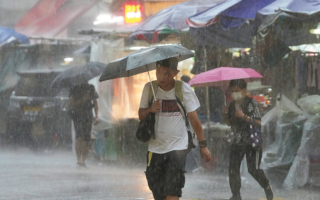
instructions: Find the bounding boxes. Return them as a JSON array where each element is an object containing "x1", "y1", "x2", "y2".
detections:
[
  {"x1": 188, "y1": 67, "x2": 263, "y2": 126},
  {"x1": 99, "y1": 44, "x2": 194, "y2": 99},
  {"x1": 189, "y1": 67, "x2": 263, "y2": 87},
  {"x1": 129, "y1": 0, "x2": 223, "y2": 44},
  {"x1": 0, "y1": 26, "x2": 29, "y2": 46},
  {"x1": 51, "y1": 62, "x2": 106, "y2": 88}
]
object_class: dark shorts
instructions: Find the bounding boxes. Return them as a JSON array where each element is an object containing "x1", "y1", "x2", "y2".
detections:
[
  {"x1": 145, "y1": 150, "x2": 187, "y2": 200},
  {"x1": 73, "y1": 118, "x2": 92, "y2": 141}
]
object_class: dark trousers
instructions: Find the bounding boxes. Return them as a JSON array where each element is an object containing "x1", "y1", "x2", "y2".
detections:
[
  {"x1": 73, "y1": 118, "x2": 92, "y2": 141},
  {"x1": 146, "y1": 150, "x2": 187, "y2": 200},
  {"x1": 229, "y1": 143, "x2": 269, "y2": 196}
]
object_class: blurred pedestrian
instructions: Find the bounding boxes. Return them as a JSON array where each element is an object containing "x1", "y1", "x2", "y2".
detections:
[
  {"x1": 223, "y1": 79, "x2": 273, "y2": 200},
  {"x1": 138, "y1": 58, "x2": 211, "y2": 200},
  {"x1": 69, "y1": 82, "x2": 99, "y2": 168}
]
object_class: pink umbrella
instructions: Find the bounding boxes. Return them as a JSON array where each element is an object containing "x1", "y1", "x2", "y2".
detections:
[
  {"x1": 189, "y1": 67, "x2": 263, "y2": 124},
  {"x1": 188, "y1": 67, "x2": 263, "y2": 87}
]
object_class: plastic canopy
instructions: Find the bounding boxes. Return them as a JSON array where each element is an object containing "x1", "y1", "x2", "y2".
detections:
[{"x1": 0, "y1": 26, "x2": 29, "y2": 46}]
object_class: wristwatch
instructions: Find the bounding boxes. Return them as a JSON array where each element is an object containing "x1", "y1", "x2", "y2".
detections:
[{"x1": 199, "y1": 139, "x2": 207, "y2": 148}]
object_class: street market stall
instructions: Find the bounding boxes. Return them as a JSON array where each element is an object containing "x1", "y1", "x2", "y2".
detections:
[{"x1": 184, "y1": 0, "x2": 320, "y2": 188}]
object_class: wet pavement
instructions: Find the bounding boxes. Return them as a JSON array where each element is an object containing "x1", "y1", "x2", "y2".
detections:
[{"x1": 0, "y1": 147, "x2": 319, "y2": 200}]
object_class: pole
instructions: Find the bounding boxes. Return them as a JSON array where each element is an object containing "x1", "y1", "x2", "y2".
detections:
[
  {"x1": 204, "y1": 48, "x2": 210, "y2": 127},
  {"x1": 280, "y1": 29, "x2": 284, "y2": 109},
  {"x1": 147, "y1": 67, "x2": 157, "y2": 101}
]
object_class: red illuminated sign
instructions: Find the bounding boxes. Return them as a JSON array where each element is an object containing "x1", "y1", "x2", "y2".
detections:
[{"x1": 125, "y1": 4, "x2": 142, "y2": 23}]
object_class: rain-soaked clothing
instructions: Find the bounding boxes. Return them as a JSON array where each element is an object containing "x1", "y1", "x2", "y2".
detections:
[
  {"x1": 140, "y1": 81, "x2": 200, "y2": 199},
  {"x1": 229, "y1": 143, "x2": 270, "y2": 196},
  {"x1": 228, "y1": 96, "x2": 261, "y2": 145},
  {"x1": 146, "y1": 150, "x2": 188, "y2": 200},
  {"x1": 140, "y1": 81, "x2": 200, "y2": 153},
  {"x1": 69, "y1": 84, "x2": 98, "y2": 141},
  {"x1": 227, "y1": 96, "x2": 269, "y2": 196}
]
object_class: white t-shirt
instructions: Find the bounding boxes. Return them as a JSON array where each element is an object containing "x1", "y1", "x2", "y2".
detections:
[{"x1": 139, "y1": 81, "x2": 200, "y2": 154}]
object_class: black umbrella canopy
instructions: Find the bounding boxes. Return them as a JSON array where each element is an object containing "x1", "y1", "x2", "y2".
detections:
[
  {"x1": 99, "y1": 44, "x2": 194, "y2": 82},
  {"x1": 51, "y1": 62, "x2": 106, "y2": 88}
]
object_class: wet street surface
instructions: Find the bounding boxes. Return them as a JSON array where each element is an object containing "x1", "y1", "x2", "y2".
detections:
[{"x1": 0, "y1": 148, "x2": 319, "y2": 200}]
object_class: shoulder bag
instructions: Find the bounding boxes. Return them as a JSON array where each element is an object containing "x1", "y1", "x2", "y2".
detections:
[{"x1": 136, "y1": 97, "x2": 155, "y2": 142}]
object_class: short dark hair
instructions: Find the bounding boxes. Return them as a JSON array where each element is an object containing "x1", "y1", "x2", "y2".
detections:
[
  {"x1": 181, "y1": 75, "x2": 190, "y2": 83},
  {"x1": 229, "y1": 79, "x2": 247, "y2": 89},
  {"x1": 156, "y1": 57, "x2": 178, "y2": 71}
]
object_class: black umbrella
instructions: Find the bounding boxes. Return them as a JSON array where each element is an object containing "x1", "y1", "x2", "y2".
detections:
[
  {"x1": 51, "y1": 62, "x2": 106, "y2": 88},
  {"x1": 99, "y1": 44, "x2": 194, "y2": 99}
]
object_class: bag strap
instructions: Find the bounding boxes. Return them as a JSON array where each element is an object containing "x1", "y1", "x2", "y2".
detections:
[
  {"x1": 176, "y1": 96, "x2": 195, "y2": 149},
  {"x1": 176, "y1": 96, "x2": 190, "y2": 130},
  {"x1": 148, "y1": 80, "x2": 184, "y2": 103},
  {"x1": 248, "y1": 98, "x2": 261, "y2": 128},
  {"x1": 175, "y1": 80, "x2": 183, "y2": 102},
  {"x1": 147, "y1": 80, "x2": 193, "y2": 145},
  {"x1": 147, "y1": 79, "x2": 188, "y2": 128}
]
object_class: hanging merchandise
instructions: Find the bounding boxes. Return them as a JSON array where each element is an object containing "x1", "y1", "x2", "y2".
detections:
[
  {"x1": 90, "y1": 38, "x2": 125, "y2": 127},
  {"x1": 262, "y1": 39, "x2": 291, "y2": 67}
]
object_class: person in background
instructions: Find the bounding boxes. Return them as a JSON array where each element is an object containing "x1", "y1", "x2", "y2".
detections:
[
  {"x1": 69, "y1": 83, "x2": 99, "y2": 168},
  {"x1": 224, "y1": 79, "x2": 273, "y2": 200}
]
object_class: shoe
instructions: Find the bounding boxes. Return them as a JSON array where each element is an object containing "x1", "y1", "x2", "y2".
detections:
[
  {"x1": 76, "y1": 163, "x2": 82, "y2": 169},
  {"x1": 76, "y1": 163, "x2": 87, "y2": 169},
  {"x1": 80, "y1": 163, "x2": 88, "y2": 168},
  {"x1": 264, "y1": 185, "x2": 274, "y2": 200},
  {"x1": 229, "y1": 194, "x2": 242, "y2": 200}
]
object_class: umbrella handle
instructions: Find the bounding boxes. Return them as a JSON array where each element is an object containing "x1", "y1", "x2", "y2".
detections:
[{"x1": 148, "y1": 71, "x2": 157, "y2": 101}]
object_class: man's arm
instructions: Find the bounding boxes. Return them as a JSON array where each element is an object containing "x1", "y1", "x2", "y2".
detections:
[
  {"x1": 138, "y1": 107, "x2": 151, "y2": 121},
  {"x1": 93, "y1": 99, "x2": 99, "y2": 124},
  {"x1": 138, "y1": 100, "x2": 160, "y2": 121},
  {"x1": 188, "y1": 111, "x2": 212, "y2": 162}
]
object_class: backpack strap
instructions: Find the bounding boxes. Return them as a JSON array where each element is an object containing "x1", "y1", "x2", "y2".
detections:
[
  {"x1": 176, "y1": 96, "x2": 196, "y2": 149},
  {"x1": 148, "y1": 80, "x2": 184, "y2": 103},
  {"x1": 175, "y1": 80, "x2": 183, "y2": 103},
  {"x1": 176, "y1": 96, "x2": 189, "y2": 129}
]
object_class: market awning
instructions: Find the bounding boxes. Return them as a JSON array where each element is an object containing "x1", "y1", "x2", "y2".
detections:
[
  {"x1": 0, "y1": 26, "x2": 29, "y2": 46},
  {"x1": 186, "y1": 0, "x2": 275, "y2": 29},
  {"x1": 15, "y1": 0, "x2": 99, "y2": 38},
  {"x1": 129, "y1": 0, "x2": 224, "y2": 44},
  {"x1": 189, "y1": 0, "x2": 320, "y2": 48}
]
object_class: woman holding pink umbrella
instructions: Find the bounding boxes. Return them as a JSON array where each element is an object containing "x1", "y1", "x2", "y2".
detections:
[{"x1": 224, "y1": 79, "x2": 273, "y2": 200}]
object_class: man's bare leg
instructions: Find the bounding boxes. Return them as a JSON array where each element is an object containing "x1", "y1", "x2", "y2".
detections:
[
  {"x1": 76, "y1": 138, "x2": 82, "y2": 164},
  {"x1": 81, "y1": 140, "x2": 89, "y2": 166}
]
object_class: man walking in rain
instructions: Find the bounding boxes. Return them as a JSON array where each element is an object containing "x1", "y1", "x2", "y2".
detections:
[
  {"x1": 69, "y1": 82, "x2": 99, "y2": 168},
  {"x1": 138, "y1": 57, "x2": 211, "y2": 200}
]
